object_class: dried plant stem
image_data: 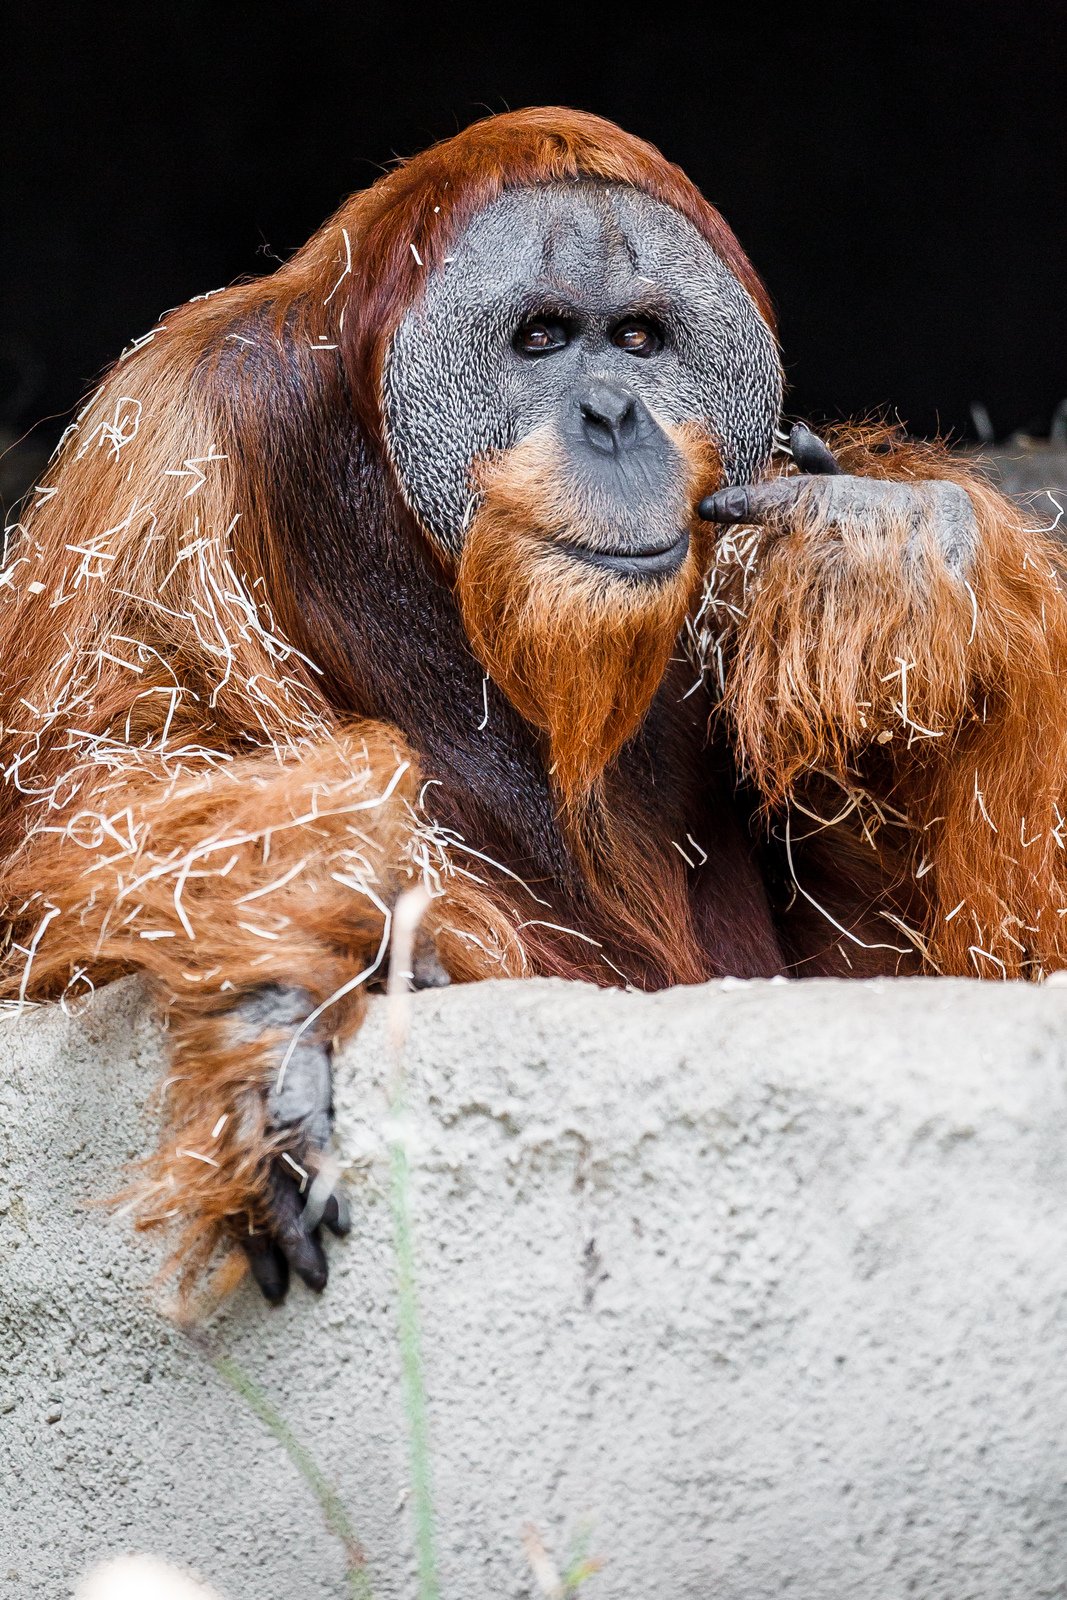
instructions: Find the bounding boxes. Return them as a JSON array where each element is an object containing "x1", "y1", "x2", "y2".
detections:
[{"x1": 387, "y1": 885, "x2": 440, "y2": 1600}]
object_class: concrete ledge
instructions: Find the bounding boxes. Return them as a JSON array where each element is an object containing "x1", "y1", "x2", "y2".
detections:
[{"x1": 3, "y1": 975, "x2": 1067, "y2": 1597}]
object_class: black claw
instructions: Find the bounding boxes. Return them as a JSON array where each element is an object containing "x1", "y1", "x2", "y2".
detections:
[
  {"x1": 699, "y1": 486, "x2": 750, "y2": 523},
  {"x1": 270, "y1": 1171, "x2": 330, "y2": 1292},
  {"x1": 241, "y1": 1231, "x2": 290, "y2": 1304},
  {"x1": 321, "y1": 1189, "x2": 352, "y2": 1237},
  {"x1": 790, "y1": 422, "x2": 844, "y2": 476},
  {"x1": 290, "y1": 1238, "x2": 329, "y2": 1293}
]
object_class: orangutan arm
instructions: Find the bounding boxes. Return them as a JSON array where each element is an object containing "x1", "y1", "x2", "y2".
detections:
[
  {"x1": 703, "y1": 424, "x2": 1067, "y2": 979},
  {"x1": 2, "y1": 727, "x2": 507, "y2": 1301}
]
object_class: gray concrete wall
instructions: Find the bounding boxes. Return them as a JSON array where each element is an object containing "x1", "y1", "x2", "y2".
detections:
[{"x1": 3, "y1": 973, "x2": 1067, "y2": 1598}]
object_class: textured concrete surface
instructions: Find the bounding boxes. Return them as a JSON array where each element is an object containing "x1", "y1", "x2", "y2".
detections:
[{"x1": 4, "y1": 974, "x2": 1067, "y2": 1598}]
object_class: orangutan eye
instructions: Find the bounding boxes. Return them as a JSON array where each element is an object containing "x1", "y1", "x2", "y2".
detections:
[
  {"x1": 611, "y1": 319, "x2": 663, "y2": 357},
  {"x1": 514, "y1": 319, "x2": 570, "y2": 356}
]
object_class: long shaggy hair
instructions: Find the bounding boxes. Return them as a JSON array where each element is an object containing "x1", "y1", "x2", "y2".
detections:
[
  {"x1": 0, "y1": 106, "x2": 768, "y2": 974},
  {"x1": 713, "y1": 423, "x2": 1067, "y2": 979},
  {"x1": 4, "y1": 107, "x2": 1067, "y2": 1289},
  {"x1": 0, "y1": 107, "x2": 776, "y2": 1280},
  {"x1": 458, "y1": 423, "x2": 720, "y2": 802}
]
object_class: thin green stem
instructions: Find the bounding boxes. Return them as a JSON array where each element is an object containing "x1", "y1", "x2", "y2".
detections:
[
  {"x1": 387, "y1": 1125, "x2": 440, "y2": 1600},
  {"x1": 210, "y1": 1351, "x2": 374, "y2": 1600}
]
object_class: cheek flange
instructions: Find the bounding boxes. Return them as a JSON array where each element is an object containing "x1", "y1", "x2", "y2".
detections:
[{"x1": 381, "y1": 300, "x2": 518, "y2": 556}]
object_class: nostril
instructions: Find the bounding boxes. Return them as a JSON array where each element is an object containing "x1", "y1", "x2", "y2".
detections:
[
  {"x1": 579, "y1": 386, "x2": 640, "y2": 454},
  {"x1": 580, "y1": 403, "x2": 618, "y2": 454},
  {"x1": 615, "y1": 393, "x2": 638, "y2": 443}
]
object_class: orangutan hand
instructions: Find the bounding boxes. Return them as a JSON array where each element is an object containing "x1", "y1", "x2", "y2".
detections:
[
  {"x1": 234, "y1": 985, "x2": 349, "y2": 1303},
  {"x1": 699, "y1": 422, "x2": 978, "y2": 574},
  {"x1": 236, "y1": 926, "x2": 450, "y2": 1303}
]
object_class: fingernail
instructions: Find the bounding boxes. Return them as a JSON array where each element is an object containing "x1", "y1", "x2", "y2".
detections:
[
  {"x1": 729, "y1": 488, "x2": 749, "y2": 517},
  {"x1": 700, "y1": 488, "x2": 748, "y2": 521}
]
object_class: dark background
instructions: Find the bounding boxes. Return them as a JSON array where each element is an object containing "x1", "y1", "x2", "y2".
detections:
[{"x1": 3, "y1": 2, "x2": 1064, "y2": 489}]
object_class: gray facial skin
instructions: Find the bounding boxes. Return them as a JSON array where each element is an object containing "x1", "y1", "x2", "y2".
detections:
[{"x1": 382, "y1": 182, "x2": 783, "y2": 557}]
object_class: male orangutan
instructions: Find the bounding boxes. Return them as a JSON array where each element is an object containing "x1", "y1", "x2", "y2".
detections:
[{"x1": 2, "y1": 109, "x2": 1065, "y2": 1302}]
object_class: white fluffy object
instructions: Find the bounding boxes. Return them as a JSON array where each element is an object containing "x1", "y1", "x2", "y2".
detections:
[{"x1": 76, "y1": 1556, "x2": 225, "y2": 1600}]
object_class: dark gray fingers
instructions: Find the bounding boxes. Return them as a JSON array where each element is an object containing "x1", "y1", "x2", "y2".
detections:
[
  {"x1": 789, "y1": 421, "x2": 845, "y2": 476},
  {"x1": 699, "y1": 474, "x2": 916, "y2": 527},
  {"x1": 699, "y1": 455, "x2": 979, "y2": 573},
  {"x1": 699, "y1": 475, "x2": 836, "y2": 527},
  {"x1": 699, "y1": 422, "x2": 843, "y2": 524},
  {"x1": 241, "y1": 1169, "x2": 351, "y2": 1303},
  {"x1": 233, "y1": 984, "x2": 348, "y2": 1303},
  {"x1": 242, "y1": 1223, "x2": 290, "y2": 1305},
  {"x1": 242, "y1": 1172, "x2": 327, "y2": 1303}
]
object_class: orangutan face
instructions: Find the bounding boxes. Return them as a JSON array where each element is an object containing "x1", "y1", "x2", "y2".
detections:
[{"x1": 383, "y1": 181, "x2": 782, "y2": 578}]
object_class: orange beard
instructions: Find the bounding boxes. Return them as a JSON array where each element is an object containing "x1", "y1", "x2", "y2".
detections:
[{"x1": 456, "y1": 423, "x2": 721, "y2": 804}]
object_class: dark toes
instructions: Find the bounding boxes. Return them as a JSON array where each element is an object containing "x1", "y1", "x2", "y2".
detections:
[
  {"x1": 241, "y1": 1229, "x2": 290, "y2": 1304},
  {"x1": 268, "y1": 1171, "x2": 329, "y2": 1292},
  {"x1": 321, "y1": 1187, "x2": 352, "y2": 1237}
]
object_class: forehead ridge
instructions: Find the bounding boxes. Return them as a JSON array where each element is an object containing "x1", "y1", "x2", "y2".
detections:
[{"x1": 443, "y1": 181, "x2": 708, "y2": 299}]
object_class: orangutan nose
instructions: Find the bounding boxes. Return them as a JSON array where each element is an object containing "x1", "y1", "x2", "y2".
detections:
[{"x1": 578, "y1": 382, "x2": 642, "y2": 455}]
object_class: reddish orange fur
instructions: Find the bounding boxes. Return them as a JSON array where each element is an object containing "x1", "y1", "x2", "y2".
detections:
[
  {"x1": 458, "y1": 424, "x2": 719, "y2": 802},
  {"x1": 1, "y1": 729, "x2": 517, "y2": 1281},
  {"x1": 2, "y1": 108, "x2": 1063, "y2": 1289},
  {"x1": 0, "y1": 108, "x2": 766, "y2": 1285},
  {"x1": 716, "y1": 424, "x2": 1067, "y2": 978}
]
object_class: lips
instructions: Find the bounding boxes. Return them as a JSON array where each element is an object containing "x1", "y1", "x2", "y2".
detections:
[{"x1": 556, "y1": 528, "x2": 690, "y2": 580}]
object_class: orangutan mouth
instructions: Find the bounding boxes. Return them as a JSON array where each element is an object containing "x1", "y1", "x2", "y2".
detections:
[{"x1": 557, "y1": 528, "x2": 690, "y2": 581}]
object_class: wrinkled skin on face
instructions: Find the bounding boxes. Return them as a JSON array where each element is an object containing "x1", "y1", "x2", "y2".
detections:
[{"x1": 382, "y1": 181, "x2": 783, "y2": 561}]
